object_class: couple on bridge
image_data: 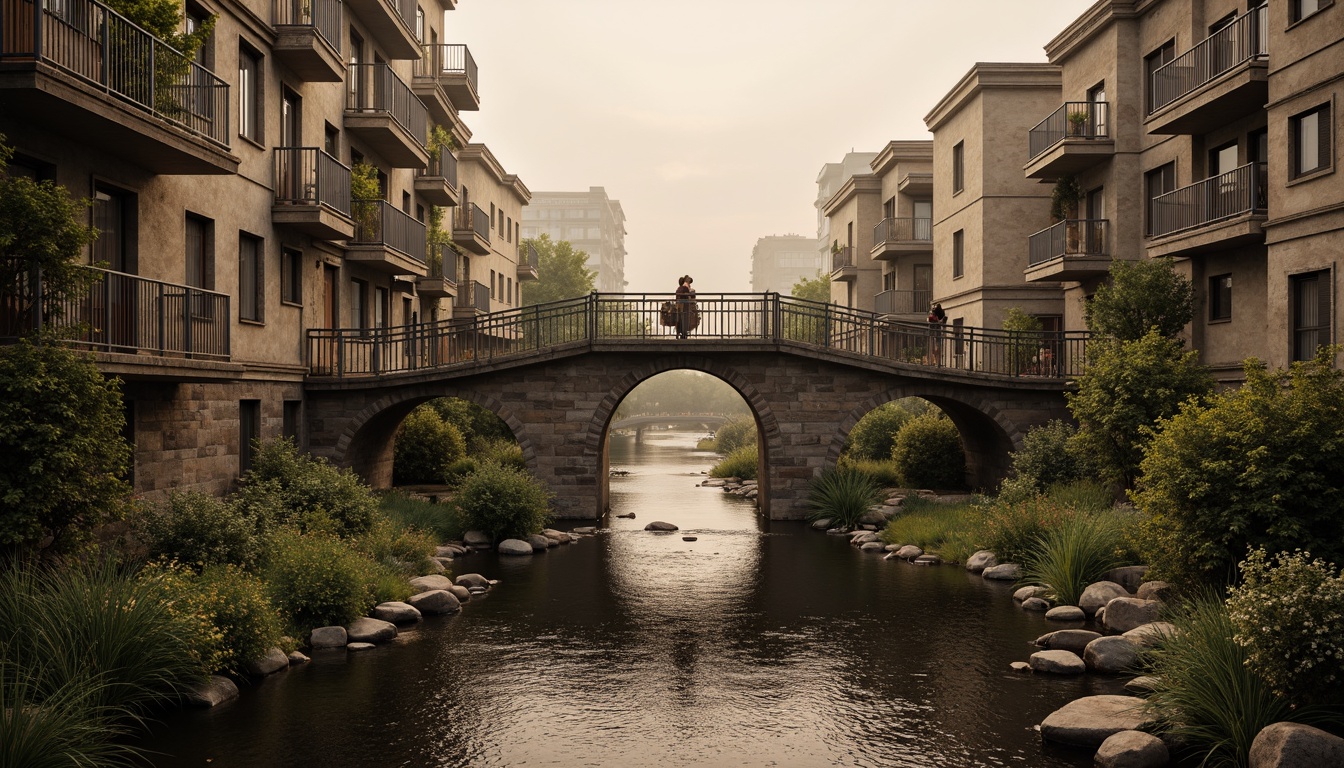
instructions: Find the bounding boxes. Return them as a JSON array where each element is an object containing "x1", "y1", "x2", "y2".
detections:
[{"x1": 673, "y1": 275, "x2": 699, "y2": 339}]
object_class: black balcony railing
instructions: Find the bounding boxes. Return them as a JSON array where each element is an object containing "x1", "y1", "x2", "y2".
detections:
[
  {"x1": 428, "y1": 245, "x2": 457, "y2": 283},
  {"x1": 0, "y1": 0, "x2": 230, "y2": 147},
  {"x1": 2, "y1": 259, "x2": 230, "y2": 359},
  {"x1": 413, "y1": 43, "x2": 477, "y2": 92},
  {"x1": 454, "y1": 279, "x2": 490, "y2": 311},
  {"x1": 454, "y1": 202, "x2": 490, "y2": 242},
  {"x1": 1028, "y1": 101, "x2": 1110, "y2": 160},
  {"x1": 351, "y1": 199, "x2": 427, "y2": 261},
  {"x1": 523, "y1": 242, "x2": 539, "y2": 271},
  {"x1": 874, "y1": 289, "x2": 933, "y2": 316},
  {"x1": 1150, "y1": 3, "x2": 1267, "y2": 114},
  {"x1": 1028, "y1": 219, "x2": 1109, "y2": 266},
  {"x1": 873, "y1": 217, "x2": 933, "y2": 245},
  {"x1": 273, "y1": 147, "x2": 352, "y2": 216},
  {"x1": 831, "y1": 247, "x2": 855, "y2": 272},
  {"x1": 346, "y1": 63, "x2": 428, "y2": 148},
  {"x1": 418, "y1": 150, "x2": 458, "y2": 188},
  {"x1": 1150, "y1": 163, "x2": 1267, "y2": 238},
  {"x1": 272, "y1": 0, "x2": 342, "y2": 53}
]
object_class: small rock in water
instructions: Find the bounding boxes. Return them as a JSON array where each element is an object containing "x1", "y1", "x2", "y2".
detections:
[
  {"x1": 1010, "y1": 661, "x2": 1031, "y2": 673},
  {"x1": 572, "y1": 526, "x2": 597, "y2": 535},
  {"x1": 645, "y1": 521, "x2": 679, "y2": 532},
  {"x1": 1045, "y1": 606, "x2": 1086, "y2": 622},
  {"x1": 487, "y1": 579, "x2": 500, "y2": 586},
  {"x1": 347, "y1": 642, "x2": 377, "y2": 652},
  {"x1": 287, "y1": 651, "x2": 310, "y2": 665},
  {"x1": 683, "y1": 536, "x2": 697, "y2": 542},
  {"x1": 616, "y1": 512, "x2": 636, "y2": 519}
]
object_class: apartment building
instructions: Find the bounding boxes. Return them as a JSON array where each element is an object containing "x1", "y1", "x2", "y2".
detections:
[
  {"x1": 521, "y1": 187, "x2": 628, "y2": 292},
  {"x1": 822, "y1": 163, "x2": 882, "y2": 308},
  {"x1": 0, "y1": 0, "x2": 531, "y2": 496},
  {"x1": 749, "y1": 234, "x2": 818, "y2": 294},
  {"x1": 453, "y1": 143, "x2": 532, "y2": 316},
  {"x1": 814, "y1": 152, "x2": 878, "y2": 286},
  {"x1": 869, "y1": 141, "x2": 935, "y2": 320}
]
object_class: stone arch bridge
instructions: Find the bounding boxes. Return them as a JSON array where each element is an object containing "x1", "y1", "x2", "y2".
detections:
[{"x1": 303, "y1": 294, "x2": 1086, "y2": 520}]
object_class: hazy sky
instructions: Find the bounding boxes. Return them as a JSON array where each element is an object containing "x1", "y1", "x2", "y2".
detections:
[{"x1": 449, "y1": 0, "x2": 1094, "y2": 293}]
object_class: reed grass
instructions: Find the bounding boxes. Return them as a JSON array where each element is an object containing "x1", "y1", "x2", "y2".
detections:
[
  {"x1": 806, "y1": 468, "x2": 884, "y2": 529},
  {"x1": 1020, "y1": 513, "x2": 1125, "y2": 605}
]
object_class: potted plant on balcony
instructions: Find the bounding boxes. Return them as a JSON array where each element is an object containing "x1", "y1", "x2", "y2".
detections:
[
  {"x1": 1050, "y1": 175, "x2": 1084, "y2": 253},
  {"x1": 427, "y1": 126, "x2": 457, "y2": 170},
  {"x1": 350, "y1": 161, "x2": 381, "y2": 237},
  {"x1": 1067, "y1": 110, "x2": 1090, "y2": 136}
]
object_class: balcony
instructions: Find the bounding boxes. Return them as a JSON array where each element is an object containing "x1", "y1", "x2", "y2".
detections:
[
  {"x1": 346, "y1": 200, "x2": 427, "y2": 274},
  {"x1": 344, "y1": 63, "x2": 429, "y2": 168},
  {"x1": 272, "y1": 148, "x2": 354, "y2": 240},
  {"x1": 874, "y1": 289, "x2": 932, "y2": 318},
  {"x1": 272, "y1": 0, "x2": 343, "y2": 82},
  {"x1": 898, "y1": 173, "x2": 933, "y2": 197},
  {"x1": 517, "y1": 242, "x2": 539, "y2": 281},
  {"x1": 1025, "y1": 219, "x2": 1110, "y2": 282},
  {"x1": 342, "y1": 0, "x2": 419, "y2": 59},
  {"x1": 871, "y1": 217, "x2": 932, "y2": 260},
  {"x1": 1146, "y1": 3, "x2": 1267, "y2": 135},
  {"x1": 414, "y1": 151, "x2": 458, "y2": 207},
  {"x1": 412, "y1": 43, "x2": 478, "y2": 123},
  {"x1": 1147, "y1": 163, "x2": 1267, "y2": 258},
  {"x1": 416, "y1": 244, "x2": 457, "y2": 298},
  {"x1": 0, "y1": 0, "x2": 236, "y2": 174},
  {"x1": 1025, "y1": 101, "x2": 1113, "y2": 180},
  {"x1": 830, "y1": 246, "x2": 857, "y2": 281},
  {"x1": 452, "y1": 203, "x2": 490, "y2": 254},
  {"x1": 2, "y1": 260, "x2": 230, "y2": 362},
  {"x1": 453, "y1": 279, "x2": 490, "y2": 315}
]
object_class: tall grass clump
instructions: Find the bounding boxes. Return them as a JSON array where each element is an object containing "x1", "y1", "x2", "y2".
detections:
[
  {"x1": 837, "y1": 456, "x2": 902, "y2": 487},
  {"x1": 454, "y1": 462, "x2": 552, "y2": 541},
  {"x1": 711, "y1": 417, "x2": 757, "y2": 455},
  {"x1": 880, "y1": 497, "x2": 982, "y2": 562},
  {"x1": 1143, "y1": 594, "x2": 1339, "y2": 767},
  {"x1": 709, "y1": 444, "x2": 757, "y2": 479},
  {"x1": 379, "y1": 491, "x2": 464, "y2": 542},
  {"x1": 805, "y1": 468, "x2": 884, "y2": 529},
  {"x1": 976, "y1": 496, "x2": 1080, "y2": 563},
  {"x1": 1020, "y1": 513, "x2": 1126, "y2": 605},
  {"x1": 0, "y1": 662, "x2": 142, "y2": 768}
]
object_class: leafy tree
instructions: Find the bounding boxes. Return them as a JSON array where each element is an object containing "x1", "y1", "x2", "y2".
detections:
[
  {"x1": 520, "y1": 234, "x2": 596, "y2": 305},
  {"x1": 1134, "y1": 350, "x2": 1344, "y2": 587},
  {"x1": 430, "y1": 397, "x2": 513, "y2": 447},
  {"x1": 393, "y1": 404, "x2": 466, "y2": 485},
  {"x1": 891, "y1": 411, "x2": 965, "y2": 489},
  {"x1": 790, "y1": 271, "x2": 830, "y2": 302},
  {"x1": 1068, "y1": 330, "x2": 1212, "y2": 488},
  {"x1": 0, "y1": 341, "x2": 132, "y2": 553},
  {"x1": 1084, "y1": 257, "x2": 1194, "y2": 341},
  {"x1": 1002, "y1": 307, "x2": 1044, "y2": 374},
  {"x1": 844, "y1": 401, "x2": 917, "y2": 461}
]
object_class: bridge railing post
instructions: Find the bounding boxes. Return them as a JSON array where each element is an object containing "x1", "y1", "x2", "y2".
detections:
[{"x1": 587, "y1": 292, "x2": 598, "y2": 344}]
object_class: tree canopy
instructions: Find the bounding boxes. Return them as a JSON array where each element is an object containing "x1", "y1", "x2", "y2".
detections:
[
  {"x1": 1084, "y1": 257, "x2": 1194, "y2": 341},
  {"x1": 520, "y1": 234, "x2": 596, "y2": 306},
  {"x1": 790, "y1": 271, "x2": 830, "y2": 302}
]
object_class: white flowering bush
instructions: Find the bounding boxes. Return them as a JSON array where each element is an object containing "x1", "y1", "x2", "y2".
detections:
[{"x1": 1225, "y1": 548, "x2": 1344, "y2": 707}]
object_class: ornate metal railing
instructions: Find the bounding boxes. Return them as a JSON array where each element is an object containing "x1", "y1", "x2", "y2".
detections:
[
  {"x1": 306, "y1": 293, "x2": 1091, "y2": 379},
  {"x1": 1150, "y1": 3, "x2": 1267, "y2": 113},
  {"x1": 0, "y1": 0, "x2": 231, "y2": 146},
  {"x1": 1028, "y1": 101, "x2": 1110, "y2": 160},
  {"x1": 351, "y1": 199, "x2": 426, "y2": 261},
  {"x1": 346, "y1": 63, "x2": 428, "y2": 148},
  {"x1": 2, "y1": 260, "x2": 230, "y2": 359},
  {"x1": 873, "y1": 217, "x2": 932, "y2": 245},
  {"x1": 272, "y1": 0, "x2": 342, "y2": 54},
  {"x1": 1149, "y1": 162, "x2": 1267, "y2": 238},
  {"x1": 273, "y1": 147, "x2": 352, "y2": 216},
  {"x1": 454, "y1": 202, "x2": 490, "y2": 242},
  {"x1": 874, "y1": 289, "x2": 932, "y2": 316},
  {"x1": 1028, "y1": 219, "x2": 1109, "y2": 266}
]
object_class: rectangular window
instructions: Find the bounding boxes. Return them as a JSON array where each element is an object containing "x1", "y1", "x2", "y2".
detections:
[
  {"x1": 1145, "y1": 162, "x2": 1176, "y2": 235},
  {"x1": 490, "y1": 269, "x2": 496, "y2": 299},
  {"x1": 1291, "y1": 270, "x2": 1332, "y2": 361},
  {"x1": 281, "y1": 247, "x2": 302, "y2": 305},
  {"x1": 374, "y1": 286, "x2": 388, "y2": 328},
  {"x1": 1291, "y1": 0, "x2": 1327, "y2": 23},
  {"x1": 1209, "y1": 274, "x2": 1232, "y2": 321},
  {"x1": 952, "y1": 229, "x2": 964, "y2": 278},
  {"x1": 92, "y1": 184, "x2": 132, "y2": 272},
  {"x1": 350, "y1": 279, "x2": 366, "y2": 329},
  {"x1": 506, "y1": 277, "x2": 513, "y2": 305},
  {"x1": 239, "y1": 233, "x2": 263, "y2": 322},
  {"x1": 239, "y1": 46, "x2": 261, "y2": 143},
  {"x1": 283, "y1": 400, "x2": 301, "y2": 441},
  {"x1": 324, "y1": 123, "x2": 339, "y2": 155},
  {"x1": 952, "y1": 141, "x2": 964, "y2": 194},
  {"x1": 239, "y1": 400, "x2": 261, "y2": 475},
  {"x1": 1290, "y1": 104, "x2": 1332, "y2": 178},
  {"x1": 506, "y1": 216, "x2": 512, "y2": 242},
  {"x1": 1145, "y1": 40, "x2": 1175, "y2": 114},
  {"x1": 185, "y1": 213, "x2": 213, "y2": 289}
]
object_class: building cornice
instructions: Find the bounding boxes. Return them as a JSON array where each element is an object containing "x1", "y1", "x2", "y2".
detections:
[
  {"x1": 460, "y1": 143, "x2": 528, "y2": 203},
  {"x1": 1044, "y1": 0, "x2": 1140, "y2": 63},
  {"x1": 503, "y1": 174, "x2": 531, "y2": 204},
  {"x1": 924, "y1": 63, "x2": 1061, "y2": 132},
  {"x1": 871, "y1": 140, "x2": 933, "y2": 176},
  {"x1": 822, "y1": 174, "x2": 881, "y2": 217}
]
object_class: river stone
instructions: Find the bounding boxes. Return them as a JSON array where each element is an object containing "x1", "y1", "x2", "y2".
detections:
[
  {"x1": 573, "y1": 526, "x2": 597, "y2": 534},
  {"x1": 1021, "y1": 597, "x2": 1052, "y2": 612},
  {"x1": 1029, "y1": 650, "x2": 1086, "y2": 675},
  {"x1": 407, "y1": 589, "x2": 461, "y2": 615},
  {"x1": 347, "y1": 642, "x2": 376, "y2": 652},
  {"x1": 1249, "y1": 722, "x2": 1344, "y2": 767},
  {"x1": 1095, "y1": 606, "x2": 1106, "y2": 625},
  {"x1": 1037, "y1": 629, "x2": 1103, "y2": 656},
  {"x1": 1105, "y1": 598, "x2": 1162, "y2": 634},
  {"x1": 310, "y1": 626, "x2": 347, "y2": 649},
  {"x1": 371, "y1": 601, "x2": 422, "y2": 624},
  {"x1": 1136, "y1": 581, "x2": 1173, "y2": 602},
  {"x1": 966, "y1": 550, "x2": 998, "y2": 574},
  {"x1": 432, "y1": 557, "x2": 454, "y2": 569},
  {"x1": 850, "y1": 531, "x2": 880, "y2": 544},
  {"x1": 860, "y1": 541, "x2": 886, "y2": 552},
  {"x1": 1046, "y1": 606, "x2": 1086, "y2": 622},
  {"x1": 1011, "y1": 661, "x2": 1031, "y2": 673},
  {"x1": 1096, "y1": 730, "x2": 1170, "y2": 768},
  {"x1": 1085, "y1": 636, "x2": 1141, "y2": 673},
  {"x1": 896, "y1": 545, "x2": 924, "y2": 559},
  {"x1": 435, "y1": 545, "x2": 457, "y2": 558},
  {"x1": 409, "y1": 574, "x2": 455, "y2": 594},
  {"x1": 347, "y1": 617, "x2": 397, "y2": 644},
  {"x1": 1014, "y1": 585, "x2": 1050, "y2": 602},
  {"x1": 982, "y1": 563, "x2": 1021, "y2": 580},
  {"x1": 826, "y1": 527, "x2": 850, "y2": 535},
  {"x1": 422, "y1": 559, "x2": 446, "y2": 575},
  {"x1": 543, "y1": 529, "x2": 572, "y2": 543},
  {"x1": 455, "y1": 573, "x2": 490, "y2": 590},
  {"x1": 645, "y1": 521, "x2": 679, "y2": 532},
  {"x1": 463, "y1": 530, "x2": 491, "y2": 548},
  {"x1": 288, "y1": 651, "x2": 310, "y2": 665},
  {"x1": 913, "y1": 554, "x2": 942, "y2": 566},
  {"x1": 1080, "y1": 581, "x2": 1130, "y2": 616},
  {"x1": 527, "y1": 534, "x2": 552, "y2": 551},
  {"x1": 1040, "y1": 695, "x2": 1151, "y2": 747},
  {"x1": 448, "y1": 585, "x2": 471, "y2": 601},
  {"x1": 1125, "y1": 676, "x2": 1160, "y2": 694},
  {"x1": 1124, "y1": 622, "x2": 1179, "y2": 648},
  {"x1": 185, "y1": 675, "x2": 239, "y2": 708},
  {"x1": 1104, "y1": 566, "x2": 1150, "y2": 593},
  {"x1": 498, "y1": 538, "x2": 534, "y2": 556},
  {"x1": 810, "y1": 518, "x2": 833, "y2": 530},
  {"x1": 244, "y1": 647, "x2": 289, "y2": 676}
]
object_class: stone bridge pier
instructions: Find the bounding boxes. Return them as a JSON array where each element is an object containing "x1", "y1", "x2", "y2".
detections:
[{"x1": 304, "y1": 348, "x2": 1071, "y2": 520}]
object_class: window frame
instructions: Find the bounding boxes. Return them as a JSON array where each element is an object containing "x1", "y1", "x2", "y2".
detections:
[
  {"x1": 1289, "y1": 102, "x2": 1333, "y2": 180},
  {"x1": 238, "y1": 44, "x2": 263, "y2": 146},
  {"x1": 1290, "y1": 269, "x2": 1333, "y2": 361},
  {"x1": 952, "y1": 141, "x2": 964, "y2": 195},
  {"x1": 1290, "y1": 0, "x2": 1331, "y2": 24},
  {"x1": 952, "y1": 229, "x2": 964, "y2": 279},
  {"x1": 238, "y1": 232, "x2": 264, "y2": 324},
  {"x1": 1209, "y1": 273, "x2": 1232, "y2": 322},
  {"x1": 281, "y1": 247, "x2": 303, "y2": 307}
]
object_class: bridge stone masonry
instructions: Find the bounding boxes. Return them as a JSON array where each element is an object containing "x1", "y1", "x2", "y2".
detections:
[{"x1": 303, "y1": 294, "x2": 1086, "y2": 520}]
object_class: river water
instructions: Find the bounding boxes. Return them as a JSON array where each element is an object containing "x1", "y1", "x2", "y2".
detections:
[{"x1": 142, "y1": 431, "x2": 1122, "y2": 767}]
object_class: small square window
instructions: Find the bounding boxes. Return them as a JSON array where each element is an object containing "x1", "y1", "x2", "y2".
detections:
[{"x1": 1209, "y1": 274, "x2": 1232, "y2": 321}]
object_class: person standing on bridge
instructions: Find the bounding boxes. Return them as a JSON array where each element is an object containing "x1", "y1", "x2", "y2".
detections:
[
  {"x1": 927, "y1": 302, "x2": 947, "y2": 364},
  {"x1": 676, "y1": 275, "x2": 698, "y2": 339}
]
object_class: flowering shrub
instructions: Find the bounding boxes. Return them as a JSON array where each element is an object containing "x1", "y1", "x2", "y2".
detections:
[{"x1": 1226, "y1": 549, "x2": 1344, "y2": 708}]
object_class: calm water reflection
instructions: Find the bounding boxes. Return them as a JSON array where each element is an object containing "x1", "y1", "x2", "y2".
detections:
[{"x1": 142, "y1": 431, "x2": 1119, "y2": 767}]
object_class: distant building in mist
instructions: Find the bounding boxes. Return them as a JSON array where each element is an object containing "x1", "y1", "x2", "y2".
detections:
[
  {"x1": 521, "y1": 187, "x2": 627, "y2": 292},
  {"x1": 815, "y1": 152, "x2": 879, "y2": 271},
  {"x1": 750, "y1": 235, "x2": 820, "y2": 294}
]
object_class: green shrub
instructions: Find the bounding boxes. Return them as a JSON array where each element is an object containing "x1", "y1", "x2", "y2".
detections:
[
  {"x1": 147, "y1": 562, "x2": 283, "y2": 676},
  {"x1": 1226, "y1": 549, "x2": 1344, "y2": 708},
  {"x1": 140, "y1": 491, "x2": 260, "y2": 569},
  {"x1": 880, "y1": 497, "x2": 982, "y2": 562},
  {"x1": 805, "y1": 468, "x2": 884, "y2": 529},
  {"x1": 1084, "y1": 256, "x2": 1194, "y2": 342},
  {"x1": 1020, "y1": 514, "x2": 1127, "y2": 606},
  {"x1": 891, "y1": 411, "x2": 965, "y2": 489},
  {"x1": 393, "y1": 405, "x2": 467, "y2": 485},
  {"x1": 234, "y1": 438, "x2": 377, "y2": 538},
  {"x1": 1135, "y1": 351, "x2": 1344, "y2": 587},
  {"x1": 1046, "y1": 479, "x2": 1115, "y2": 513},
  {"x1": 1001, "y1": 420, "x2": 1088, "y2": 499},
  {"x1": 263, "y1": 529, "x2": 375, "y2": 636},
  {"x1": 453, "y1": 463, "x2": 552, "y2": 540},
  {"x1": 844, "y1": 402, "x2": 914, "y2": 460},
  {"x1": 1143, "y1": 594, "x2": 1338, "y2": 768},
  {"x1": 442, "y1": 457, "x2": 480, "y2": 487},
  {"x1": 977, "y1": 496, "x2": 1080, "y2": 563},
  {"x1": 470, "y1": 436, "x2": 526, "y2": 470},
  {"x1": 379, "y1": 492, "x2": 464, "y2": 542},
  {"x1": 351, "y1": 514, "x2": 437, "y2": 577},
  {"x1": 712, "y1": 416, "x2": 757, "y2": 455},
  {"x1": 838, "y1": 456, "x2": 903, "y2": 487},
  {"x1": 709, "y1": 444, "x2": 757, "y2": 479}
]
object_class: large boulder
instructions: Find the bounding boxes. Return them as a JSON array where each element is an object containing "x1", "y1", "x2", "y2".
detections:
[
  {"x1": 1124, "y1": 622, "x2": 1180, "y2": 649},
  {"x1": 407, "y1": 589, "x2": 461, "y2": 615},
  {"x1": 1080, "y1": 581, "x2": 1130, "y2": 616},
  {"x1": 1084, "y1": 636, "x2": 1141, "y2": 674},
  {"x1": 448, "y1": 585, "x2": 471, "y2": 602},
  {"x1": 244, "y1": 647, "x2": 289, "y2": 677},
  {"x1": 1137, "y1": 581, "x2": 1174, "y2": 602},
  {"x1": 966, "y1": 550, "x2": 998, "y2": 574},
  {"x1": 498, "y1": 539, "x2": 534, "y2": 556},
  {"x1": 1021, "y1": 597, "x2": 1052, "y2": 612},
  {"x1": 896, "y1": 545, "x2": 924, "y2": 559},
  {"x1": 1029, "y1": 650, "x2": 1086, "y2": 675},
  {"x1": 1046, "y1": 606, "x2": 1086, "y2": 622},
  {"x1": 645, "y1": 521, "x2": 679, "y2": 532},
  {"x1": 409, "y1": 574, "x2": 455, "y2": 594},
  {"x1": 1104, "y1": 566, "x2": 1150, "y2": 593},
  {"x1": 1040, "y1": 695, "x2": 1151, "y2": 748},
  {"x1": 463, "y1": 530, "x2": 491, "y2": 548},
  {"x1": 1104, "y1": 598, "x2": 1162, "y2": 634},
  {"x1": 1096, "y1": 730, "x2": 1170, "y2": 768},
  {"x1": 1014, "y1": 585, "x2": 1050, "y2": 602},
  {"x1": 184, "y1": 676, "x2": 239, "y2": 708},
  {"x1": 454, "y1": 573, "x2": 491, "y2": 590},
  {"x1": 527, "y1": 534, "x2": 553, "y2": 551},
  {"x1": 310, "y1": 626, "x2": 348, "y2": 649},
  {"x1": 347, "y1": 617, "x2": 397, "y2": 644},
  {"x1": 1249, "y1": 722, "x2": 1344, "y2": 768},
  {"x1": 371, "y1": 601, "x2": 422, "y2": 624},
  {"x1": 1036, "y1": 629, "x2": 1102, "y2": 656},
  {"x1": 982, "y1": 563, "x2": 1021, "y2": 581},
  {"x1": 860, "y1": 541, "x2": 886, "y2": 552}
]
